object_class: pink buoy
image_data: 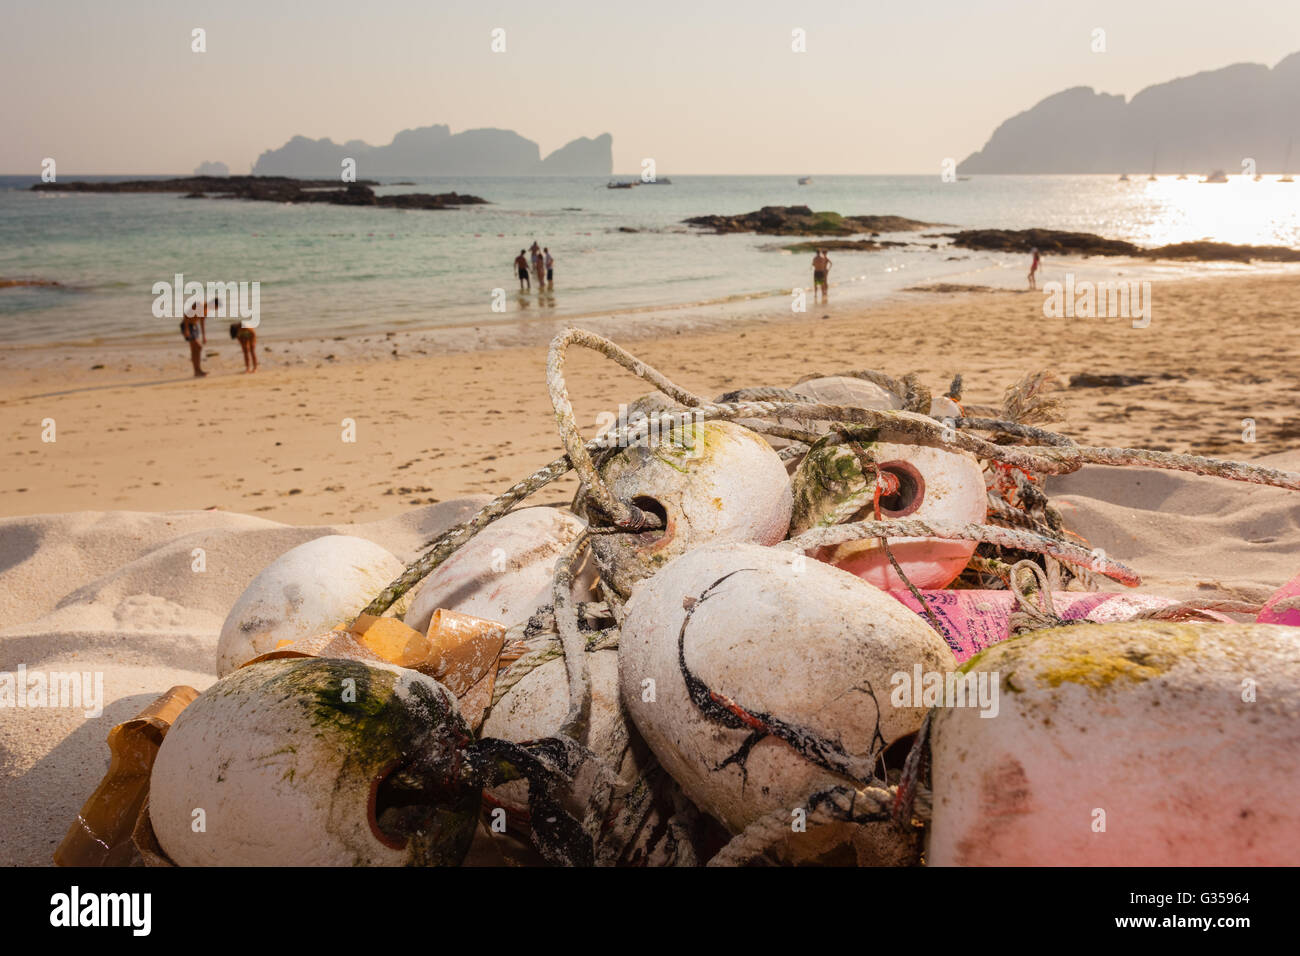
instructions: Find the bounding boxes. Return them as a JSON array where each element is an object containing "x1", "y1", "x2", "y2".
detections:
[
  {"x1": 1257, "y1": 572, "x2": 1300, "y2": 626},
  {"x1": 889, "y1": 589, "x2": 1231, "y2": 662}
]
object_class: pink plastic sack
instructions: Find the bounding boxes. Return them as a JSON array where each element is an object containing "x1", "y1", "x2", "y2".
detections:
[
  {"x1": 889, "y1": 590, "x2": 1224, "y2": 662},
  {"x1": 1257, "y1": 572, "x2": 1300, "y2": 626}
]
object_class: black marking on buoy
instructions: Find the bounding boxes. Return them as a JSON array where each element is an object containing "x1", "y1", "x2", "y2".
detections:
[{"x1": 676, "y1": 570, "x2": 880, "y2": 788}]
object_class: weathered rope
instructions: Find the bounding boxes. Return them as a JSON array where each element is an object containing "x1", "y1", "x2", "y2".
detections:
[
  {"x1": 553, "y1": 533, "x2": 594, "y2": 741},
  {"x1": 546, "y1": 328, "x2": 704, "y2": 530},
  {"x1": 1007, "y1": 561, "x2": 1071, "y2": 635},
  {"x1": 364, "y1": 332, "x2": 1299, "y2": 619},
  {"x1": 707, "y1": 784, "x2": 900, "y2": 867},
  {"x1": 1012, "y1": 445, "x2": 1300, "y2": 491},
  {"x1": 952, "y1": 417, "x2": 1077, "y2": 447}
]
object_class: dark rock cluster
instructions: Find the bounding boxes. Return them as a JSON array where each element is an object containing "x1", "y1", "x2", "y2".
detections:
[
  {"x1": 683, "y1": 206, "x2": 936, "y2": 236},
  {"x1": 947, "y1": 228, "x2": 1300, "y2": 261},
  {"x1": 32, "y1": 176, "x2": 488, "y2": 210}
]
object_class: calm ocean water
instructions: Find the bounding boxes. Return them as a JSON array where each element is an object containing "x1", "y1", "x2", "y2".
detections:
[{"x1": 2, "y1": 174, "x2": 1298, "y2": 346}]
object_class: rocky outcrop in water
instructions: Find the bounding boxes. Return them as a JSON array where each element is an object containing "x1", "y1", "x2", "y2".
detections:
[
  {"x1": 945, "y1": 229, "x2": 1141, "y2": 256},
  {"x1": 684, "y1": 206, "x2": 937, "y2": 235},
  {"x1": 946, "y1": 228, "x2": 1300, "y2": 261},
  {"x1": 31, "y1": 177, "x2": 487, "y2": 210}
]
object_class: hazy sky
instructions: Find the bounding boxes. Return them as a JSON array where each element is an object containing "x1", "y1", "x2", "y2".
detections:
[{"x1": 4, "y1": 0, "x2": 1298, "y2": 175}]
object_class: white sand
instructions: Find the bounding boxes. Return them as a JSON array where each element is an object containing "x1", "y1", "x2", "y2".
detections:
[{"x1": 0, "y1": 498, "x2": 487, "y2": 867}]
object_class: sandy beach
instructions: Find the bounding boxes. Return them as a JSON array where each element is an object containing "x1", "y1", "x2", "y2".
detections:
[
  {"x1": 2, "y1": 271, "x2": 1299, "y2": 867},
  {"x1": 3, "y1": 271, "x2": 1298, "y2": 523}
]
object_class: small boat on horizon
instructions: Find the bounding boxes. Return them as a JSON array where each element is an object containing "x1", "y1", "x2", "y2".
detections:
[
  {"x1": 1118, "y1": 173, "x2": 1130, "y2": 182},
  {"x1": 1202, "y1": 169, "x2": 1229, "y2": 183},
  {"x1": 797, "y1": 176, "x2": 812, "y2": 185},
  {"x1": 606, "y1": 180, "x2": 638, "y2": 189}
]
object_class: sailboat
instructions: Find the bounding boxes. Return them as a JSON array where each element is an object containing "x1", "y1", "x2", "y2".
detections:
[{"x1": 1281, "y1": 139, "x2": 1294, "y2": 183}]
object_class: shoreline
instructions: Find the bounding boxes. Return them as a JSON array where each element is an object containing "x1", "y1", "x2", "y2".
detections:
[
  {"x1": 2, "y1": 271, "x2": 1298, "y2": 525},
  {"x1": 3, "y1": 253, "x2": 1297, "y2": 361}
]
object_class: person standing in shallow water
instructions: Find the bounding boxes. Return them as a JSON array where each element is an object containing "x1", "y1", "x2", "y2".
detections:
[
  {"x1": 1028, "y1": 247, "x2": 1041, "y2": 290},
  {"x1": 811, "y1": 249, "x2": 831, "y2": 303},
  {"x1": 514, "y1": 249, "x2": 530, "y2": 290},
  {"x1": 531, "y1": 247, "x2": 545, "y2": 287},
  {"x1": 544, "y1": 247, "x2": 554, "y2": 288}
]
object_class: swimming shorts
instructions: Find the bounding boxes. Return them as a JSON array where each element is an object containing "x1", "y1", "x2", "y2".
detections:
[
  {"x1": 518, "y1": 268, "x2": 529, "y2": 280},
  {"x1": 813, "y1": 270, "x2": 827, "y2": 285},
  {"x1": 237, "y1": 327, "x2": 255, "y2": 344},
  {"x1": 547, "y1": 268, "x2": 553, "y2": 281}
]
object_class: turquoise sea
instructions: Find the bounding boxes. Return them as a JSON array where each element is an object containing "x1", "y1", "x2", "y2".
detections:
[{"x1": 2, "y1": 173, "x2": 1298, "y2": 346}]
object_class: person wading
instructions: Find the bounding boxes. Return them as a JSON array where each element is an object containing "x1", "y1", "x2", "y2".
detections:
[{"x1": 811, "y1": 249, "x2": 831, "y2": 304}]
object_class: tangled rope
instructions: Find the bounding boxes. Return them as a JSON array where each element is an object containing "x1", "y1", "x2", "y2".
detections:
[
  {"x1": 363, "y1": 330, "x2": 1300, "y2": 619},
  {"x1": 707, "y1": 784, "x2": 903, "y2": 867}
]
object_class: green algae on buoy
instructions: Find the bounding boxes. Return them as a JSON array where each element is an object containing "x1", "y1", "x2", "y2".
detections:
[
  {"x1": 579, "y1": 421, "x2": 792, "y2": 597},
  {"x1": 790, "y1": 430, "x2": 986, "y2": 590},
  {"x1": 150, "y1": 658, "x2": 480, "y2": 866},
  {"x1": 928, "y1": 621, "x2": 1300, "y2": 865}
]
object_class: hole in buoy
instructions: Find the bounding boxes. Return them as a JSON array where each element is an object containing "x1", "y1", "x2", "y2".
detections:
[
  {"x1": 875, "y1": 461, "x2": 925, "y2": 518},
  {"x1": 630, "y1": 495, "x2": 670, "y2": 543},
  {"x1": 370, "y1": 756, "x2": 444, "y2": 851},
  {"x1": 881, "y1": 732, "x2": 917, "y2": 774}
]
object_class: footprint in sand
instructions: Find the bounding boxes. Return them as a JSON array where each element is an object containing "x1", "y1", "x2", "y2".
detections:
[{"x1": 113, "y1": 594, "x2": 188, "y2": 631}]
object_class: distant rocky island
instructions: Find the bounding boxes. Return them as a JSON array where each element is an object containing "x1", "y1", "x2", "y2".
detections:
[
  {"x1": 31, "y1": 176, "x2": 487, "y2": 210},
  {"x1": 959, "y1": 51, "x2": 1300, "y2": 174},
  {"x1": 193, "y1": 161, "x2": 230, "y2": 176},
  {"x1": 684, "y1": 206, "x2": 937, "y2": 236},
  {"x1": 251, "y1": 125, "x2": 612, "y2": 177}
]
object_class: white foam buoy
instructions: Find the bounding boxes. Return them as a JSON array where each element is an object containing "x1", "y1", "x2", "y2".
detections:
[
  {"x1": 404, "y1": 507, "x2": 591, "y2": 634},
  {"x1": 150, "y1": 658, "x2": 479, "y2": 866},
  {"x1": 216, "y1": 535, "x2": 404, "y2": 676},
  {"x1": 481, "y1": 649, "x2": 634, "y2": 814},
  {"x1": 792, "y1": 376, "x2": 961, "y2": 436},
  {"x1": 618, "y1": 542, "x2": 954, "y2": 833},
  {"x1": 928, "y1": 621, "x2": 1300, "y2": 865},
  {"x1": 790, "y1": 429, "x2": 987, "y2": 590},
  {"x1": 793, "y1": 375, "x2": 900, "y2": 411},
  {"x1": 582, "y1": 421, "x2": 792, "y2": 597}
]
